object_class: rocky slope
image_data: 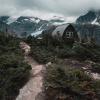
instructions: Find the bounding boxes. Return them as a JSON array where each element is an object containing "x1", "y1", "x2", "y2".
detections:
[
  {"x1": 1, "y1": 10, "x2": 100, "y2": 37},
  {"x1": 76, "y1": 10, "x2": 100, "y2": 25},
  {"x1": 0, "y1": 16, "x2": 67, "y2": 37}
]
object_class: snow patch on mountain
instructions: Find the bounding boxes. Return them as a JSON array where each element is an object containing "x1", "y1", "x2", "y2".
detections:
[
  {"x1": 38, "y1": 25, "x2": 44, "y2": 31},
  {"x1": 53, "y1": 22, "x2": 67, "y2": 25},
  {"x1": 7, "y1": 17, "x2": 18, "y2": 24},
  {"x1": 0, "y1": 15, "x2": 72, "y2": 37},
  {"x1": 36, "y1": 19, "x2": 40, "y2": 23},
  {"x1": 48, "y1": 16, "x2": 65, "y2": 21},
  {"x1": 92, "y1": 18, "x2": 99, "y2": 25},
  {"x1": 31, "y1": 30, "x2": 43, "y2": 37},
  {"x1": 30, "y1": 18, "x2": 40, "y2": 23},
  {"x1": 23, "y1": 19, "x2": 29, "y2": 21}
]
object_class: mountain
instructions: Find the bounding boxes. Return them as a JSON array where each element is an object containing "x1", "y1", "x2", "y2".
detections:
[
  {"x1": 75, "y1": 10, "x2": 100, "y2": 44},
  {"x1": 0, "y1": 20, "x2": 15, "y2": 36},
  {"x1": 76, "y1": 10, "x2": 100, "y2": 25},
  {"x1": 0, "y1": 16, "x2": 67, "y2": 37}
]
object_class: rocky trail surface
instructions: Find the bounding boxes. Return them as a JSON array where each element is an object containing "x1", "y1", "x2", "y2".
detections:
[{"x1": 16, "y1": 42, "x2": 45, "y2": 100}]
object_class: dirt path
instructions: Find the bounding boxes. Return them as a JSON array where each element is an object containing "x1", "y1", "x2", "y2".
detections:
[{"x1": 16, "y1": 42, "x2": 45, "y2": 100}]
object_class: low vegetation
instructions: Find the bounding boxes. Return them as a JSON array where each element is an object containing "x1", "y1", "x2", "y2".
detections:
[
  {"x1": 26, "y1": 35, "x2": 100, "y2": 63},
  {"x1": 44, "y1": 61, "x2": 100, "y2": 100},
  {"x1": 0, "y1": 32, "x2": 31, "y2": 100},
  {"x1": 26, "y1": 34, "x2": 100, "y2": 100},
  {"x1": 91, "y1": 63, "x2": 100, "y2": 73}
]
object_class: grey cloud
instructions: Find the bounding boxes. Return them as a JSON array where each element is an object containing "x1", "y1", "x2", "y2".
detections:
[{"x1": 0, "y1": 0, "x2": 100, "y2": 17}]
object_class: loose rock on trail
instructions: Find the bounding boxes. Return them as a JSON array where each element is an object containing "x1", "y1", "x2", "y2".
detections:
[{"x1": 16, "y1": 42, "x2": 45, "y2": 100}]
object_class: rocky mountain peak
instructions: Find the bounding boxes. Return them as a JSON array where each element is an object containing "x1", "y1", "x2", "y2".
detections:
[
  {"x1": 76, "y1": 10, "x2": 96, "y2": 24},
  {"x1": 76, "y1": 10, "x2": 100, "y2": 25}
]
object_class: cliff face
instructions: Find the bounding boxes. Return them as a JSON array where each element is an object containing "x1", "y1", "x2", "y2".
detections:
[{"x1": 76, "y1": 10, "x2": 100, "y2": 25}]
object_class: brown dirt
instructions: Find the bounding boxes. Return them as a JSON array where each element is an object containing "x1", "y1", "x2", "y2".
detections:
[{"x1": 16, "y1": 42, "x2": 45, "y2": 100}]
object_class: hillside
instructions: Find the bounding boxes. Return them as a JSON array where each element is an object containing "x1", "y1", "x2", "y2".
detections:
[
  {"x1": 0, "y1": 32, "x2": 31, "y2": 100},
  {"x1": 76, "y1": 10, "x2": 100, "y2": 25},
  {"x1": 25, "y1": 34, "x2": 100, "y2": 100},
  {"x1": 1, "y1": 11, "x2": 100, "y2": 38},
  {"x1": 0, "y1": 16, "x2": 67, "y2": 37}
]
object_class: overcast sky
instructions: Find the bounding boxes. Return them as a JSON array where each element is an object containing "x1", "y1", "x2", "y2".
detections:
[{"x1": 0, "y1": 0, "x2": 100, "y2": 22}]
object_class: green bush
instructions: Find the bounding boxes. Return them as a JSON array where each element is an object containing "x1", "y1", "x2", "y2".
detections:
[
  {"x1": 44, "y1": 63, "x2": 100, "y2": 100},
  {"x1": 55, "y1": 46, "x2": 75, "y2": 58},
  {"x1": 26, "y1": 34, "x2": 100, "y2": 100},
  {"x1": 0, "y1": 33, "x2": 31, "y2": 99},
  {"x1": 30, "y1": 46, "x2": 55, "y2": 63},
  {"x1": 72, "y1": 43, "x2": 92, "y2": 58},
  {"x1": 28, "y1": 37, "x2": 100, "y2": 63},
  {"x1": 91, "y1": 63, "x2": 100, "y2": 73},
  {"x1": 72, "y1": 42, "x2": 100, "y2": 61}
]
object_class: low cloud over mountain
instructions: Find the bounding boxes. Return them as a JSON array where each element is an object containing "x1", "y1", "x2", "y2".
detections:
[{"x1": 1, "y1": 0, "x2": 100, "y2": 22}]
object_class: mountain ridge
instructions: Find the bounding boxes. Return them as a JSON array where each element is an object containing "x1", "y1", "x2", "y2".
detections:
[
  {"x1": 76, "y1": 10, "x2": 100, "y2": 25},
  {"x1": 1, "y1": 10, "x2": 100, "y2": 37},
  {"x1": 0, "y1": 16, "x2": 67, "y2": 37}
]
